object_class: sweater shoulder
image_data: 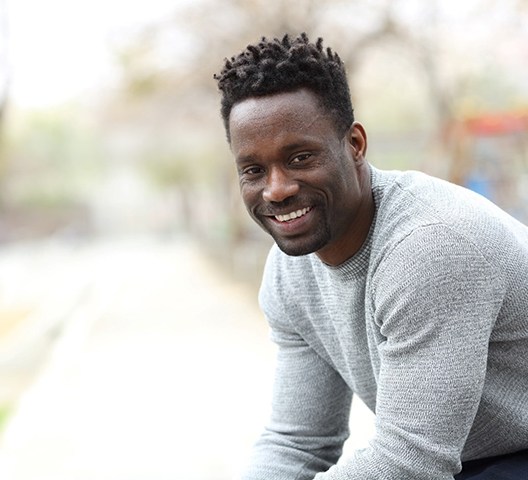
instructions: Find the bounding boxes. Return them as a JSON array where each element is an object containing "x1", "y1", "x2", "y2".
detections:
[{"x1": 370, "y1": 167, "x2": 528, "y2": 267}]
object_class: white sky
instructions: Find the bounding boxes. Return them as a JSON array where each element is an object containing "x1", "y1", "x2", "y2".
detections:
[{"x1": 3, "y1": 0, "x2": 187, "y2": 108}]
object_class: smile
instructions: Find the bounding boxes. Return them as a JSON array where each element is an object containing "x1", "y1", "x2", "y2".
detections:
[{"x1": 275, "y1": 207, "x2": 311, "y2": 222}]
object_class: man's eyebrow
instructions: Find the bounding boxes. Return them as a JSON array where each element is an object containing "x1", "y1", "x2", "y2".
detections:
[
  {"x1": 235, "y1": 154, "x2": 257, "y2": 165},
  {"x1": 280, "y1": 138, "x2": 322, "y2": 153},
  {"x1": 235, "y1": 138, "x2": 320, "y2": 164}
]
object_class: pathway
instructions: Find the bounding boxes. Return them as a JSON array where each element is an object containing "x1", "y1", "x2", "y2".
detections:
[{"x1": 0, "y1": 236, "x2": 374, "y2": 480}]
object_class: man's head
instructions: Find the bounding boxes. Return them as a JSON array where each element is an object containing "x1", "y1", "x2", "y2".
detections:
[
  {"x1": 214, "y1": 33, "x2": 354, "y2": 143},
  {"x1": 215, "y1": 34, "x2": 373, "y2": 265}
]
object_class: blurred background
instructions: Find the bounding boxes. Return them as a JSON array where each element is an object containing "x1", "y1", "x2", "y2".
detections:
[{"x1": 0, "y1": 0, "x2": 527, "y2": 479}]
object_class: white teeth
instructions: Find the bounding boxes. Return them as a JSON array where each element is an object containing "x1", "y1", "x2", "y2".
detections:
[{"x1": 275, "y1": 207, "x2": 311, "y2": 222}]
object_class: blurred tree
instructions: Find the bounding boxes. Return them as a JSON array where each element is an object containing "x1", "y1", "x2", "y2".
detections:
[{"x1": 114, "y1": 0, "x2": 504, "y2": 162}]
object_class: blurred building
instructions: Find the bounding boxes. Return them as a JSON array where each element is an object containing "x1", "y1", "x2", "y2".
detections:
[{"x1": 446, "y1": 110, "x2": 528, "y2": 223}]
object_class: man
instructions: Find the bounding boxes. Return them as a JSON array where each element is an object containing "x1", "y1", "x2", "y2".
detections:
[{"x1": 214, "y1": 33, "x2": 528, "y2": 479}]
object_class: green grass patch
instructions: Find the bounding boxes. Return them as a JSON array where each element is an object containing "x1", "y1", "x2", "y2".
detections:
[{"x1": 0, "y1": 404, "x2": 13, "y2": 431}]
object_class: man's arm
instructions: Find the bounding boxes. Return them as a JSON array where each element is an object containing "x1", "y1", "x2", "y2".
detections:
[
  {"x1": 241, "y1": 321, "x2": 353, "y2": 480},
  {"x1": 315, "y1": 225, "x2": 506, "y2": 479}
]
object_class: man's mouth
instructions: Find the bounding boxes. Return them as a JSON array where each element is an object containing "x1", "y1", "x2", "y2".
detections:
[{"x1": 274, "y1": 207, "x2": 311, "y2": 223}]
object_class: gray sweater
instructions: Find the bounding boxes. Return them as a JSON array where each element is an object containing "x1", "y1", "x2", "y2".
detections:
[{"x1": 243, "y1": 166, "x2": 528, "y2": 479}]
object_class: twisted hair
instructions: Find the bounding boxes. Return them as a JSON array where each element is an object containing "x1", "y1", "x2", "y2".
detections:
[{"x1": 214, "y1": 33, "x2": 354, "y2": 141}]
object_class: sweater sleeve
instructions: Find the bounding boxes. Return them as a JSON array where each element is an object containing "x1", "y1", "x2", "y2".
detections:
[
  {"x1": 314, "y1": 225, "x2": 506, "y2": 479},
  {"x1": 241, "y1": 252, "x2": 353, "y2": 480}
]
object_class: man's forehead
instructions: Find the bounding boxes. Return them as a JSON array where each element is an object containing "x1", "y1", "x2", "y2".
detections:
[{"x1": 229, "y1": 89, "x2": 327, "y2": 131}]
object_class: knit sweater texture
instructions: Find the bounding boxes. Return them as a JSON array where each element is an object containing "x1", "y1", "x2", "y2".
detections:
[{"x1": 243, "y1": 166, "x2": 528, "y2": 480}]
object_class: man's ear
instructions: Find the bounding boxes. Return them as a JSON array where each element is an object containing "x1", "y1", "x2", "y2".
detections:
[{"x1": 347, "y1": 122, "x2": 368, "y2": 163}]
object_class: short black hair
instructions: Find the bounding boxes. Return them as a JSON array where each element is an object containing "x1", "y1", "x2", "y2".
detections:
[{"x1": 214, "y1": 33, "x2": 354, "y2": 141}]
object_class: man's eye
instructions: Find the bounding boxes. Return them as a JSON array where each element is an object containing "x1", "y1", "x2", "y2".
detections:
[
  {"x1": 291, "y1": 153, "x2": 311, "y2": 164},
  {"x1": 241, "y1": 166, "x2": 264, "y2": 175}
]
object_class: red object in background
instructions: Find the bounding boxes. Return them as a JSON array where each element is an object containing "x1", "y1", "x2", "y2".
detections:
[{"x1": 463, "y1": 112, "x2": 528, "y2": 136}]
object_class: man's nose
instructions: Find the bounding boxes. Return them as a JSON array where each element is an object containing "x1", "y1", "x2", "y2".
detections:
[{"x1": 262, "y1": 167, "x2": 299, "y2": 203}]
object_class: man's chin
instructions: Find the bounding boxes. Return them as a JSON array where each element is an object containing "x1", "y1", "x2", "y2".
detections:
[
  {"x1": 273, "y1": 235, "x2": 327, "y2": 257},
  {"x1": 252, "y1": 215, "x2": 329, "y2": 256}
]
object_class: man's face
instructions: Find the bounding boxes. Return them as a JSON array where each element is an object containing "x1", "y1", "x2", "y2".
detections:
[{"x1": 229, "y1": 88, "x2": 371, "y2": 265}]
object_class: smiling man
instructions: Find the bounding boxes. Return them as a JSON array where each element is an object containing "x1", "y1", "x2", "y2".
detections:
[
  {"x1": 214, "y1": 33, "x2": 528, "y2": 479},
  {"x1": 230, "y1": 89, "x2": 373, "y2": 264}
]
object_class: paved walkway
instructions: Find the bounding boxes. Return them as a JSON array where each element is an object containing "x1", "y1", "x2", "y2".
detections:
[{"x1": 0, "y1": 236, "x2": 374, "y2": 480}]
